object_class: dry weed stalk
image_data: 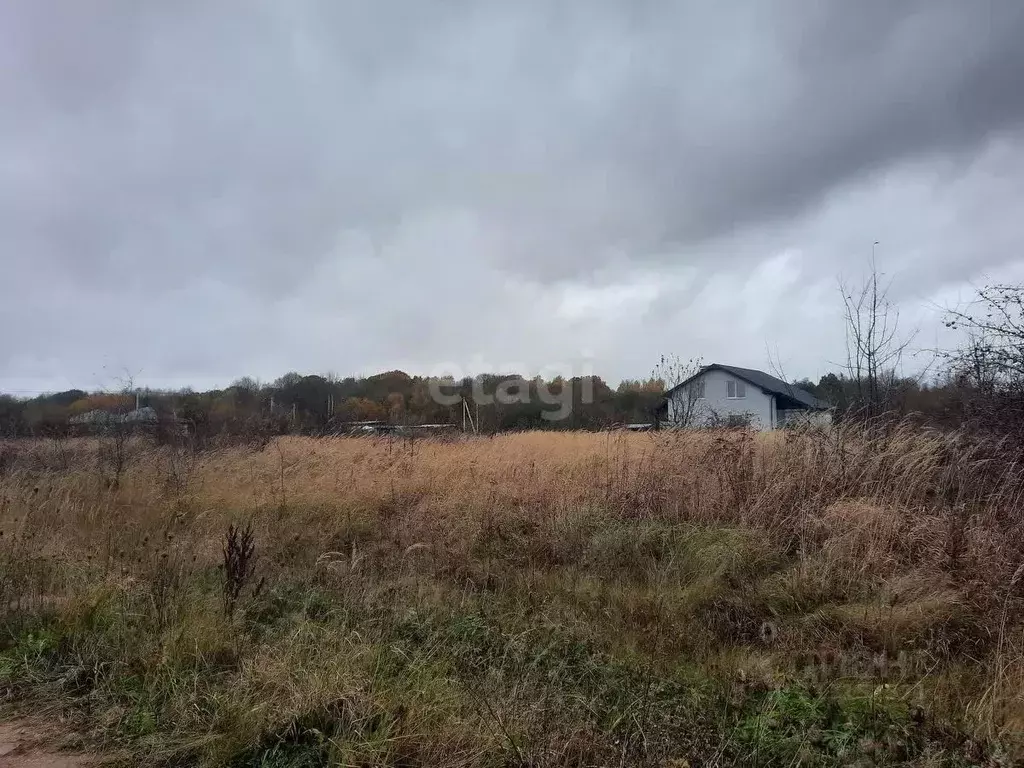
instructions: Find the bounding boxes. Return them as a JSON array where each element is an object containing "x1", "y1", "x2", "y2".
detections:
[{"x1": 0, "y1": 422, "x2": 1022, "y2": 764}]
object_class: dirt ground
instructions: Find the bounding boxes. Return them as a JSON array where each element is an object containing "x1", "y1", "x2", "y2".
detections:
[{"x1": 0, "y1": 722, "x2": 93, "y2": 768}]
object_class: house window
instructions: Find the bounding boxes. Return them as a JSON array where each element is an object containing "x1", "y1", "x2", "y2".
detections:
[
  {"x1": 692, "y1": 380, "x2": 705, "y2": 399},
  {"x1": 727, "y1": 380, "x2": 746, "y2": 399}
]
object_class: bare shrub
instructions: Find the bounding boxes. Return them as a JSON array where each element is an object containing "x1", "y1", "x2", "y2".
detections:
[{"x1": 222, "y1": 522, "x2": 261, "y2": 619}]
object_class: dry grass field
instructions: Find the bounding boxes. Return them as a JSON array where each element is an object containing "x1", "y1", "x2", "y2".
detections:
[{"x1": 1, "y1": 426, "x2": 1023, "y2": 766}]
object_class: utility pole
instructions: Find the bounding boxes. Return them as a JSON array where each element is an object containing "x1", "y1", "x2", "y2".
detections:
[{"x1": 462, "y1": 398, "x2": 478, "y2": 435}]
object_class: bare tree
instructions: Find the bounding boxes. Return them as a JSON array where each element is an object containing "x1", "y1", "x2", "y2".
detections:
[
  {"x1": 942, "y1": 284, "x2": 1024, "y2": 442},
  {"x1": 945, "y1": 333, "x2": 1000, "y2": 393},
  {"x1": 653, "y1": 354, "x2": 705, "y2": 427},
  {"x1": 231, "y1": 376, "x2": 262, "y2": 393},
  {"x1": 944, "y1": 284, "x2": 1024, "y2": 383},
  {"x1": 839, "y1": 250, "x2": 915, "y2": 417},
  {"x1": 96, "y1": 372, "x2": 141, "y2": 489}
]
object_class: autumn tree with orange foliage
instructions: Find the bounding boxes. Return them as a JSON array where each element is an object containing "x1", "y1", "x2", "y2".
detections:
[{"x1": 67, "y1": 393, "x2": 134, "y2": 416}]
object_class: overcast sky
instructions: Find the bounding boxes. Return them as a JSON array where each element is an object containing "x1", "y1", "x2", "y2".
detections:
[{"x1": 3, "y1": 1, "x2": 1024, "y2": 394}]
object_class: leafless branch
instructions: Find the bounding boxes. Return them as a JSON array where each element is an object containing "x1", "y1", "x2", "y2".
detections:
[{"x1": 838, "y1": 250, "x2": 916, "y2": 417}]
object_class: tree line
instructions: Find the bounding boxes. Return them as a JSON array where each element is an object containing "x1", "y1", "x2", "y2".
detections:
[
  {"x1": 0, "y1": 371, "x2": 667, "y2": 438},
  {"x1": 2, "y1": 278, "x2": 1023, "y2": 441}
]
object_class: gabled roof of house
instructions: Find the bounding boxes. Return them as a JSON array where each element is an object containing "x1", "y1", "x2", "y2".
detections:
[{"x1": 665, "y1": 363, "x2": 830, "y2": 410}]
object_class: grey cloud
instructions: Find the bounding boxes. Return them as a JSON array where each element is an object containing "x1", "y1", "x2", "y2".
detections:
[{"x1": 2, "y1": 1, "x2": 1024, "y2": 390}]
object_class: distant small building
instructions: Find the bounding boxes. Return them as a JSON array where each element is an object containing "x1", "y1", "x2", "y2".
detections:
[
  {"x1": 325, "y1": 420, "x2": 459, "y2": 437},
  {"x1": 330, "y1": 420, "x2": 393, "y2": 436},
  {"x1": 68, "y1": 409, "x2": 119, "y2": 427},
  {"x1": 624, "y1": 422, "x2": 654, "y2": 432},
  {"x1": 658, "y1": 363, "x2": 832, "y2": 430},
  {"x1": 122, "y1": 406, "x2": 158, "y2": 424},
  {"x1": 605, "y1": 423, "x2": 654, "y2": 432},
  {"x1": 69, "y1": 406, "x2": 160, "y2": 431}
]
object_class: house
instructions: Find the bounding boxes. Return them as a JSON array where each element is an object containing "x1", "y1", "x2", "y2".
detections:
[
  {"x1": 68, "y1": 409, "x2": 122, "y2": 427},
  {"x1": 658, "y1": 363, "x2": 832, "y2": 430},
  {"x1": 69, "y1": 406, "x2": 160, "y2": 431},
  {"x1": 122, "y1": 406, "x2": 159, "y2": 424}
]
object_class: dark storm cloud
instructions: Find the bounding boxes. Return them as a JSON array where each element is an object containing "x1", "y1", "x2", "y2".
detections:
[
  {"x1": 561, "y1": 1, "x2": 1024, "y2": 268},
  {"x1": 2, "y1": 1, "x2": 1023, "y2": 390}
]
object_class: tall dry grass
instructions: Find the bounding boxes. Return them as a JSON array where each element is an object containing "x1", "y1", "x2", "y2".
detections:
[{"x1": 1, "y1": 424, "x2": 1023, "y2": 765}]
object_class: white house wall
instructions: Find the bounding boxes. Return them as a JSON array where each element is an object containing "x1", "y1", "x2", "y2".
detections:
[{"x1": 666, "y1": 368, "x2": 774, "y2": 429}]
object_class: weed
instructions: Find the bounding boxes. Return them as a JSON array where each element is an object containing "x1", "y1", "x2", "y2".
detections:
[
  {"x1": 223, "y1": 522, "x2": 261, "y2": 620},
  {"x1": 0, "y1": 426, "x2": 1020, "y2": 765}
]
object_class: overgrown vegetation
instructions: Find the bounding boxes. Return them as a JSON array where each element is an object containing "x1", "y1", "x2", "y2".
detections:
[{"x1": 1, "y1": 426, "x2": 1022, "y2": 766}]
